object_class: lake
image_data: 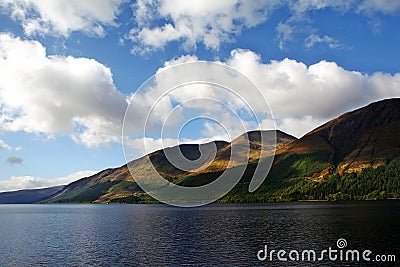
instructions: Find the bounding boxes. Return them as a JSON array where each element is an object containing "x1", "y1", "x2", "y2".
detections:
[{"x1": 0, "y1": 201, "x2": 398, "y2": 266}]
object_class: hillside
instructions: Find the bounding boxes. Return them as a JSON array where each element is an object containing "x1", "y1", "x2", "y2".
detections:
[
  {"x1": 40, "y1": 98, "x2": 400, "y2": 204},
  {"x1": 275, "y1": 98, "x2": 400, "y2": 177},
  {"x1": 42, "y1": 130, "x2": 297, "y2": 203},
  {"x1": 219, "y1": 98, "x2": 400, "y2": 202}
]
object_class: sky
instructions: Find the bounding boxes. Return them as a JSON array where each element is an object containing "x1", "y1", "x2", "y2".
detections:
[{"x1": 0, "y1": 0, "x2": 399, "y2": 192}]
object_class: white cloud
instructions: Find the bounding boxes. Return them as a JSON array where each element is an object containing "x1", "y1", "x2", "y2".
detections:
[
  {"x1": 129, "y1": 0, "x2": 281, "y2": 53},
  {"x1": 0, "y1": 170, "x2": 97, "y2": 192},
  {"x1": 125, "y1": 50, "x2": 400, "y2": 143},
  {"x1": 0, "y1": 0, "x2": 125, "y2": 37},
  {"x1": 358, "y1": 0, "x2": 400, "y2": 15},
  {"x1": 305, "y1": 34, "x2": 341, "y2": 49},
  {"x1": 158, "y1": 55, "x2": 199, "y2": 71},
  {"x1": 287, "y1": 0, "x2": 352, "y2": 14},
  {"x1": 226, "y1": 49, "x2": 400, "y2": 137},
  {"x1": 0, "y1": 33, "x2": 127, "y2": 147},
  {"x1": 278, "y1": 116, "x2": 326, "y2": 138},
  {"x1": 0, "y1": 139, "x2": 11, "y2": 150},
  {"x1": 124, "y1": 55, "x2": 273, "y2": 160},
  {"x1": 276, "y1": 22, "x2": 294, "y2": 50}
]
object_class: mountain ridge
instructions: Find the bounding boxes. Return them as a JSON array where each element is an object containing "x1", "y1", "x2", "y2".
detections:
[
  {"x1": 43, "y1": 130, "x2": 297, "y2": 203},
  {"x1": 0, "y1": 186, "x2": 64, "y2": 204},
  {"x1": 43, "y1": 99, "x2": 400, "y2": 203}
]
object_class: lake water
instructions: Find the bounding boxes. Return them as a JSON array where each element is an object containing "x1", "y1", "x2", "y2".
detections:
[{"x1": 0, "y1": 201, "x2": 398, "y2": 266}]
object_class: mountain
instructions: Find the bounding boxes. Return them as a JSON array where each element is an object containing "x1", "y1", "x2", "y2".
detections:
[
  {"x1": 275, "y1": 98, "x2": 400, "y2": 177},
  {"x1": 41, "y1": 98, "x2": 400, "y2": 203},
  {"x1": 42, "y1": 130, "x2": 297, "y2": 203},
  {"x1": 0, "y1": 186, "x2": 64, "y2": 204},
  {"x1": 219, "y1": 98, "x2": 400, "y2": 202}
]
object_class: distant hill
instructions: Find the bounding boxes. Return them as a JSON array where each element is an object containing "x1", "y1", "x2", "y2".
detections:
[
  {"x1": 33, "y1": 98, "x2": 400, "y2": 203},
  {"x1": 0, "y1": 186, "x2": 64, "y2": 204}
]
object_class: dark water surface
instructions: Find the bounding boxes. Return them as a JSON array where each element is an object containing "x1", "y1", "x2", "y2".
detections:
[{"x1": 0, "y1": 201, "x2": 398, "y2": 266}]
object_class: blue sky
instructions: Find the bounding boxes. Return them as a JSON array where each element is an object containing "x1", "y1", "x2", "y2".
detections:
[{"x1": 0, "y1": 0, "x2": 399, "y2": 191}]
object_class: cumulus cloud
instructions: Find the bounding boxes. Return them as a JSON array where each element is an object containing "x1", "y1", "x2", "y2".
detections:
[
  {"x1": 123, "y1": 54, "x2": 271, "y2": 159},
  {"x1": 124, "y1": 49, "x2": 400, "y2": 148},
  {"x1": 136, "y1": 49, "x2": 400, "y2": 141},
  {"x1": 6, "y1": 156, "x2": 23, "y2": 165},
  {"x1": 0, "y1": 33, "x2": 127, "y2": 147},
  {"x1": 0, "y1": 139, "x2": 11, "y2": 150},
  {"x1": 0, "y1": 170, "x2": 97, "y2": 192},
  {"x1": 129, "y1": 0, "x2": 281, "y2": 53},
  {"x1": 0, "y1": 0, "x2": 125, "y2": 37},
  {"x1": 226, "y1": 49, "x2": 400, "y2": 137}
]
